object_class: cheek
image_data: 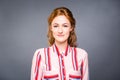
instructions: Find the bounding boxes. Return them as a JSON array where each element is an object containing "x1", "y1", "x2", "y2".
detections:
[
  {"x1": 51, "y1": 29, "x2": 57, "y2": 37},
  {"x1": 52, "y1": 29, "x2": 57, "y2": 35},
  {"x1": 65, "y1": 29, "x2": 71, "y2": 34},
  {"x1": 64, "y1": 30, "x2": 71, "y2": 37}
]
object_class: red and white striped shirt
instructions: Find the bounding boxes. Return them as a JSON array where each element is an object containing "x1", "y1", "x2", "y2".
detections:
[{"x1": 31, "y1": 44, "x2": 89, "y2": 80}]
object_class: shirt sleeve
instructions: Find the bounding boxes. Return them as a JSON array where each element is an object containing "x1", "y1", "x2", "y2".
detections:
[
  {"x1": 82, "y1": 50, "x2": 89, "y2": 80},
  {"x1": 31, "y1": 49, "x2": 43, "y2": 80}
]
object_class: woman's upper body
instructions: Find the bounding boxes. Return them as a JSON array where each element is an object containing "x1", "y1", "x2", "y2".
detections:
[
  {"x1": 31, "y1": 44, "x2": 89, "y2": 80},
  {"x1": 31, "y1": 7, "x2": 89, "y2": 80}
]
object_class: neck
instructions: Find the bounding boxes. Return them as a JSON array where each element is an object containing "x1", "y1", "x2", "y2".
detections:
[{"x1": 55, "y1": 41, "x2": 68, "y2": 54}]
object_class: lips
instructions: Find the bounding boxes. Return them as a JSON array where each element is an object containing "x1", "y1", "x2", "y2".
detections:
[{"x1": 57, "y1": 34, "x2": 64, "y2": 37}]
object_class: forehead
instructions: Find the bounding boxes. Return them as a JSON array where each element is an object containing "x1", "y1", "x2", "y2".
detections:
[{"x1": 52, "y1": 15, "x2": 70, "y2": 24}]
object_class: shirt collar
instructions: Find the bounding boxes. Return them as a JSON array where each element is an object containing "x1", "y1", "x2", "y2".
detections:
[{"x1": 52, "y1": 44, "x2": 71, "y2": 56}]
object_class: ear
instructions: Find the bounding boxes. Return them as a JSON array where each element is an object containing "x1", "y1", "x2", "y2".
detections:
[
  {"x1": 70, "y1": 26, "x2": 73, "y2": 32},
  {"x1": 50, "y1": 26, "x2": 52, "y2": 31}
]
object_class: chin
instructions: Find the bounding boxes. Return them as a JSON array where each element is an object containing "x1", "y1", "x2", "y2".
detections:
[{"x1": 55, "y1": 39, "x2": 67, "y2": 44}]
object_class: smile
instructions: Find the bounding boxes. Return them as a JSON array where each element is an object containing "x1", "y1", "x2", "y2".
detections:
[{"x1": 57, "y1": 35, "x2": 64, "y2": 37}]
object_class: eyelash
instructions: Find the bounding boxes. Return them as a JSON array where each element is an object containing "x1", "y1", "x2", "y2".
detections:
[
  {"x1": 53, "y1": 26, "x2": 58, "y2": 27},
  {"x1": 63, "y1": 25, "x2": 68, "y2": 27},
  {"x1": 53, "y1": 25, "x2": 68, "y2": 28}
]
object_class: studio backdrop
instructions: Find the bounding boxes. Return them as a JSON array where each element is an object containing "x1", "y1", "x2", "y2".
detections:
[{"x1": 0, "y1": 0, "x2": 120, "y2": 80}]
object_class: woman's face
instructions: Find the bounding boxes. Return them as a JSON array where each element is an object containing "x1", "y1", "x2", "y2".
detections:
[{"x1": 51, "y1": 15, "x2": 72, "y2": 44}]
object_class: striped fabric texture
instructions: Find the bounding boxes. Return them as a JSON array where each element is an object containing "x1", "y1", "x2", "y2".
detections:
[{"x1": 31, "y1": 44, "x2": 89, "y2": 80}]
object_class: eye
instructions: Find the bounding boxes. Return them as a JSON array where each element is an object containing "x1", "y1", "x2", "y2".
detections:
[
  {"x1": 53, "y1": 25, "x2": 58, "y2": 28},
  {"x1": 63, "y1": 25, "x2": 68, "y2": 27}
]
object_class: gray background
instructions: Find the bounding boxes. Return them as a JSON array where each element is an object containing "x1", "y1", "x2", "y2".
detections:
[{"x1": 0, "y1": 0, "x2": 120, "y2": 80}]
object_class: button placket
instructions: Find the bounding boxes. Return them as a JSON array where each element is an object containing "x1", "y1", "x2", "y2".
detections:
[{"x1": 60, "y1": 54, "x2": 66, "y2": 80}]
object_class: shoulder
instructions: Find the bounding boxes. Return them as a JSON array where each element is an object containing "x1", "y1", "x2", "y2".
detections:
[
  {"x1": 33, "y1": 48, "x2": 45, "y2": 58},
  {"x1": 75, "y1": 47, "x2": 88, "y2": 57},
  {"x1": 35, "y1": 48, "x2": 45, "y2": 53}
]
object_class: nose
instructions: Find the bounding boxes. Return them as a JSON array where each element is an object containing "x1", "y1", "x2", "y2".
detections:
[{"x1": 58, "y1": 27, "x2": 63, "y2": 33}]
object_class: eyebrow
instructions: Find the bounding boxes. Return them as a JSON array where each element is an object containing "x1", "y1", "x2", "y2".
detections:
[{"x1": 52, "y1": 23, "x2": 69, "y2": 25}]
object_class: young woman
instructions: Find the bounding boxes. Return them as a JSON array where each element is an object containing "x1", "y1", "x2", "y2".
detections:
[{"x1": 31, "y1": 7, "x2": 89, "y2": 80}]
